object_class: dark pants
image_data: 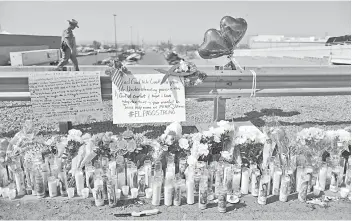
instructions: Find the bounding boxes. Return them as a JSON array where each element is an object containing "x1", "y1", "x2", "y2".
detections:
[{"x1": 57, "y1": 46, "x2": 79, "y2": 71}]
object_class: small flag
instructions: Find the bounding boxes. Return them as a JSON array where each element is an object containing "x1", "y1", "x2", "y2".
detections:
[{"x1": 111, "y1": 69, "x2": 124, "y2": 91}]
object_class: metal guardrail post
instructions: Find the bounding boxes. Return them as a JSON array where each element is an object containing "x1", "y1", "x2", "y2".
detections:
[{"x1": 213, "y1": 96, "x2": 226, "y2": 122}]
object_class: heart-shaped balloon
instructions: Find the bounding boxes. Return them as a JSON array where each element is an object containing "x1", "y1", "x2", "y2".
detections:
[
  {"x1": 220, "y1": 16, "x2": 247, "y2": 51},
  {"x1": 198, "y1": 29, "x2": 232, "y2": 59}
]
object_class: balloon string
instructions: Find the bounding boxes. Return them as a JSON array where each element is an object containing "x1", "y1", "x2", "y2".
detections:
[{"x1": 249, "y1": 70, "x2": 257, "y2": 97}]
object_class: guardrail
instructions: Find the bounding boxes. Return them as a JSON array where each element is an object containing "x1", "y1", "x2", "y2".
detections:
[{"x1": 0, "y1": 65, "x2": 351, "y2": 121}]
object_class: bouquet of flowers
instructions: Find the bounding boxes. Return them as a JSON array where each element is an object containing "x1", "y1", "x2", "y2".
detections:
[
  {"x1": 296, "y1": 127, "x2": 327, "y2": 163},
  {"x1": 234, "y1": 125, "x2": 266, "y2": 168},
  {"x1": 187, "y1": 121, "x2": 235, "y2": 165},
  {"x1": 109, "y1": 130, "x2": 152, "y2": 168}
]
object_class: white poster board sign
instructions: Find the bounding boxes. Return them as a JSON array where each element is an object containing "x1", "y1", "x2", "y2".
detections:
[
  {"x1": 113, "y1": 74, "x2": 186, "y2": 124},
  {"x1": 28, "y1": 71, "x2": 104, "y2": 123}
]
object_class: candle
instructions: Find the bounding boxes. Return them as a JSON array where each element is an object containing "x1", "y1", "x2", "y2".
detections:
[
  {"x1": 82, "y1": 188, "x2": 90, "y2": 198},
  {"x1": 164, "y1": 183, "x2": 174, "y2": 206},
  {"x1": 122, "y1": 185, "x2": 130, "y2": 196},
  {"x1": 67, "y1": 187, "x2": 75, "y2": 198},
  {"x1": 58, "y1": 170, "x2": 68, "y2": 197},
  {"x1": 152, "y1": 177, "x2": 162, "y2": 206},
  {"x1": 145, "y1": 188, "x2": 153, "y2": 199},
  {"x1": 167, "y1": 155, "x2": 175, "y2": 177},
  {"x1": 329, "y1": 166, "x2": 339, "y2": 193},
  {"x1": 305, "y1": 166, "x2": 314, "y2": 193},
  {"x1": 241, "y1": 167, "x2": 250, "y2": 195},
  {"x1": 199, "y1": 177, "x2": 208, "y2": 210},
  {"x1": 102, "y1": 174, "x2": 108, "y2": 200},
  {"x1": 258, "y1": 173, "x2": 270, "y2": 205},
  {"x1": 251, "y1": 169, "x2": 260, "y2": 197},
  {"x1": 48, "y1": 176, "x2": 58, "y2": 197},
  {"x1": 178, "y1": 158, "x2": 187, "y2": 179},
  {"x1": 85, "y1": 166, "x2": 95, "y2": 193},
  {"x1": 131, "y1": 188, "x2": 138, "y2": 198},
  {"x1": 340, "y1": 187, "x2": 350, "y2": 198},
  {"x1": 107, "y1": 181, "x2": 117, "y2": 207},
  {"x1": 75, "y1": 170, "x2": 84, "y2": 196},
  {"x1": 232, "y1": 165, "x2": 241, "y2": 196},
  {"x1": 2, "y1": 187, "x2": 9, "y2": 198},
  {"x1": 0, "y1": 187, "x2": 3, "y2": 197},
  {"x1": 137, "y1": 170, "x2": 146, "y2": 197},
  {"x1": 223, "y1": 164, "x2": 232, "y2": 193},
  {"x1": 35, "y1": 169, "x2": 45, "y2": 198},
  {"x1": 286, "y1": 168, "x2": 294, "y2": 194},
  {"x1": 116, "y1": 188, "x2": 121, "y2": 200},
  {"x1": 173, "y1": 180, "x2": 182, "y2": 206},
  {"x1": 14, "y1": 169, "x2": 26, "y2": 196},
  {"x1": 109, "y1": 161, "x2": 117, "y2": 176},
  {"x1": 272, "y1": 168, "x2": 282, "y2": 196},
  {"x1": 8, "y1": 188, "x2": 16, "y2": 200},
  {"x1": 313, "y1": 184, "x2": 321, "y2": 196},
  {"x1": 116, "y1": 157, "x2": 126, "y2": 189},
  {"x1": 94, "y1": 185, "x2": 105, "y2": 207},
  {"x1": 319, "y1": 162, "x2": 328, "y2": 191},
  {"x1": 298, "y1": 174, "x2": 309, "y2": 202},
  {"x1": 217, "y1": 186, "x2": 227, "y2": 213},
  {"x1": 41, "y1": 163, "x2": 49, "y2": 194},
  {"x1": 296, "y1": 166, "x2": 304, "y2": 192},
  {"x1": 279, "y1": 175, "x2": 290, "y2": 202},
  {"x1": 144, "y1": 160, "x2": 152, "y2": 188},
  {"x1": 129, "y1": 165, "x2": 138, "y2": 189}
]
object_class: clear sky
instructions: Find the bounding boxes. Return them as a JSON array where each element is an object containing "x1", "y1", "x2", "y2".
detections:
[{"x1": 0, "y1": 1, "x2": 350, "y2": 45}]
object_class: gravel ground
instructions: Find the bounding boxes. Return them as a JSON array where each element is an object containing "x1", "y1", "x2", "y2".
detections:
[
  {"x1": 0, "y1": 192, "x2": 350, "y2": 220},
  {"x1": 0, "y1": 95, "x2": 351, "y2": 220},
  {"x1": 1, "y1": 95, "x2": 350, "y2": 138}
]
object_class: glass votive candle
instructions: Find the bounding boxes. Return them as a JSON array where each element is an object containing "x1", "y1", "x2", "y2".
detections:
[
  {"x1": 2, "y1": 188, "x2": 9, "y2": 198},
  {"x1": 131, "y1": 188, "x2": 138, "y2": 198},
  {"x1": 340, "y1": 187, "x2": 350, "y2": 198},
  {"x1": 116, "y1": 189, "x2": 121, "y2": 200},
  {"x1": 8, "y1": 188, "x2": 16, "y2": 200},
  {"x1": 145, "y1": 188, "x2": 153, "y2": 198},
  {"x1": 82, "y1": 188, "x2": 89, "y2": 198},
  {"x1": 48, "y1": 176, "x2": 58, "y2": 198},
  {"x1": 0, "y1": 187, "x2": 3, "y2": 196},
  {"x1": 67, "y1": 187, "x2": 75, "y2": 198},
  {"x1": 122, "y1": 185, "x2": 129, "y2": 196}
]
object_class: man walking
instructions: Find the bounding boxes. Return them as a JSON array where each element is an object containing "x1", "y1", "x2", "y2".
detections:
[{"x1": 56, "y1": 19, "x2": 80, "y2": 71}]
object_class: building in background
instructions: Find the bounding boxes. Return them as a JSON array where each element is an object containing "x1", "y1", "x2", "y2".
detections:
[{"x1": 247, "y1": 35, "x2": 327, "y2": 49}]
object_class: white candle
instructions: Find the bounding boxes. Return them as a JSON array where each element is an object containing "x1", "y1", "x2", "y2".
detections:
[
  {"x1": 152, "y1": 181, "x2": 161, "y2": 206},
  {"x1": 273, "y1": 169, "x2": 282, "y2": 195},
  {"x1": 186, "y1": 180, "x2": 195, "y2": 204},
  {"x1": 144, "y1": 161, "x2": 152, "y2": 187},
  {"x1": 164, "y1": 184, "x2": 174, "y2": 206},
  {"x1": 75, "y1": 171, "x2": 84, "y2": 196},
  {"x1": 131, "y1": 188, "x2": 138, "y2": 198},
  {"x1": 48, "y1": 176, "x2": 58, "y2": 197},
  {"x1": 296, "y1": 166, "x2": 304, "y2": 192},
  {"x1": 2, "y1": 187, "x2": 9, "y2": 198},
  {"x1": 122, "y1": 185, "x2": 129, "y2": 196},
  {"x1": 67, "y1": 187, "x2": 75, "y2": 198},
  {"x1": 232, "y1": 169, "x2": 242, "y2": 196},
  {"x1": 109, "y1": 161, "x2": 117, "y2": 176},
  {"x1": 145, "y1": 188, "x2": 153, "y2": 198},
  {"x1": 319, "y1": 163, "x2": 328, "y2": 191},
  {"x1": 14, "y1": 169, "x2": 26, "y2": 196},
  {"x1": 241, "y1": 168, "x2": 250, "y2": 194},
  {"x1": 116, "y1": 189, "x2": 121, "y2": 200},
  {"x1": 8, "y1": 188, "x2": 16, "y2": 200},
  {"x1": 82, "y1": 188, "x2": 89, "y2": 198}
]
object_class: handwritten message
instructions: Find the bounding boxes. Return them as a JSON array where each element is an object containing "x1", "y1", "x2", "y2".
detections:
[
  {"x1": 28, "y1": 71, "x2": 104, "y2": 122},
  {"x1": 113, "y1": 74, "x2": 186, "y2": 124}
]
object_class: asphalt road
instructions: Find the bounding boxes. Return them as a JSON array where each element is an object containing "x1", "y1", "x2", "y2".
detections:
[{"x1": 138, "y1": 50, "x2": 169, "y2": 65}]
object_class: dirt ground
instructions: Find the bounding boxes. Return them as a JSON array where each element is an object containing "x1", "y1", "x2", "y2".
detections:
[{"x1": 0, "y1": 191, "x2": 350, "y2": 220}]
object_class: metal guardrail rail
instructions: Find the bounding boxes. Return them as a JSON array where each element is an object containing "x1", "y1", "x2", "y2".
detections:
[{"x1": 0, "y1": 65, "x2": 351, "y2": 121}]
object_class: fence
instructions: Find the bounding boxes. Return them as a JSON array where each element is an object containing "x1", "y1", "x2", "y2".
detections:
[{"x1": 0, "y1": 65, "x2": 350, "y2": 121}]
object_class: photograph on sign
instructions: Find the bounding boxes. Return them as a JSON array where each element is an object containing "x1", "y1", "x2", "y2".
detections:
[
  {"x1": 28, "y1": 71, "x2": 104, "y2": 123},
  {"x1": 112, "y1": 74, "x2": 186, "y2": 124}
]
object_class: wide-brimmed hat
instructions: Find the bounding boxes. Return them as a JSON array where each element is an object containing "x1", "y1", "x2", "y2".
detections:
[{"x1": 67, "y1": 19, "x2": 79, "y2": 28}]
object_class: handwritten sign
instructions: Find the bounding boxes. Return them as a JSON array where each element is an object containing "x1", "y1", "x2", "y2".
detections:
[
  {"x1": 28, "y1": 72, "x2": 104, "y2": 123},
  {"x1": 112, "y1": 74, "x2": 186, "y2": 124}
]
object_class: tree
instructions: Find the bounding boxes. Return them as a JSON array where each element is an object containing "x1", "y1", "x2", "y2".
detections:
[
  {"x1": 103, "y1": 45, "x2": 110, "y2": 49},
  {"x1": 92, "y1": 40, "x2": 101, "y2": 49}
]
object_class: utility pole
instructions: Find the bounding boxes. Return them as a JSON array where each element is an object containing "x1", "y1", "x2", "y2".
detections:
[
  {"x1": 113, "y1": 14, "x2": 117, "y2": 56},
  {"x1": 130, "y1": 26, "x2": 133, "y2": 48}
]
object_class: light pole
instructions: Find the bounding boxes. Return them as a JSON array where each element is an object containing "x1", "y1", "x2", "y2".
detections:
[
  {"x1": 113, "y1": 14, "x2": 117, "y2": 56},
  {"x1": 130, "y1": 26, "x2": 133, "y2": 49}
]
